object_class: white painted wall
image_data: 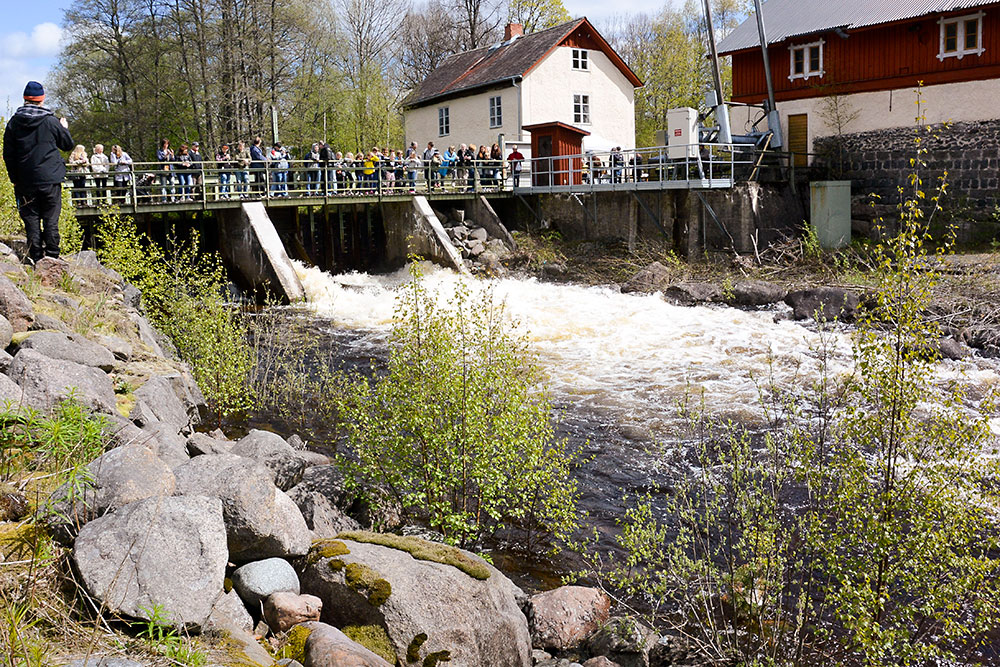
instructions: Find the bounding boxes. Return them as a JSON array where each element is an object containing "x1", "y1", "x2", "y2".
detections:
[
  {"x1": 404, "y1": 86, "x2": 519, "y2": 150},
  {"x1": 730, "y1": 77, "x2": 1000, "y2": 160},
  {"x1": 404, "y1": 43, "x2": 638, "y2": 153},
  {"x1": 522, "y1": 45, "x2": 636, "y2": 150}
]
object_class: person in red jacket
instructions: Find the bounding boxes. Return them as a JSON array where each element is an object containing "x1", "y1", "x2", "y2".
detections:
[{"x1": 2, "y1": 81, "x2": 74, "y2": 263}]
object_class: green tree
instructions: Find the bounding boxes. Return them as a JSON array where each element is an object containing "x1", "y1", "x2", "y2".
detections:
[
  {"x1": 338, "y1": 264, "x2": 579, "y2": 549},
  {"x1": 507, "y1": 0, "x2": 571, "y2": 32}
]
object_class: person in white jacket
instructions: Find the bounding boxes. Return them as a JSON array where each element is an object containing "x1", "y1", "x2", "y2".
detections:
[{"x1": 90, "y1": 144, "x2": 110, "y2": 204}]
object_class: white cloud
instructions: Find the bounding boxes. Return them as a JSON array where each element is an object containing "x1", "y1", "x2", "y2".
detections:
[{"x1": 2, "y1": 22, "x2": 64, "y2": 59}]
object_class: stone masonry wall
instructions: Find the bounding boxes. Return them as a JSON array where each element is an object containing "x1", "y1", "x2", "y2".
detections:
[{"x1": 814, "y1": 120, "x2": 1000, "y2": 242}]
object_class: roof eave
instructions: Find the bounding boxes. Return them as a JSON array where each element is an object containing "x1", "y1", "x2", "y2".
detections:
[{"x1": 403, "y1": 77, "x2": 521, "y2": 110}]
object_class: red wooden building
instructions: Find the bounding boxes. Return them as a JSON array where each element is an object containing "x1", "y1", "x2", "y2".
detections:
[
  {"x1": 522, "y1": 121, "x2": 590, "y2": 186},
  {"x1": 719, "y1": 0, "x2": 1000, "y2": 161}
]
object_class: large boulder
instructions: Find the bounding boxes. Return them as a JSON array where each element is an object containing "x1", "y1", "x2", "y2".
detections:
[
  {"x1": 302, "y1": 622, "x2": 394, "y2": 667},
  {"x1": 34, "y1": 257, "x2": 69, "y2": 287},
  {"x1": 8, "y1": 348, "x2": 117, "y2": 414},
  {"x1": 785, "y1": 288, "x2": 860, "y2": 322},
  {"x1": 0, "y1": 374, "x2": 24, "y2": 406},
  {"x1": 204, "y1": 589, "x2": 253, "y2": 634},
  {"x1": 585, "y1": 617, "x2": 659, "y2": 667},
  {"x1": 529, "y1": 586, "x2": 612, "y2": 652},
  {"x1": 187, "y1": 432, "x2": 232, "y2": 457},
  {"x1": 287, "y1": 489, "x2": 361, "y2": 538},
  {"x1": 231, "y1": 429, "x2": 307, "y2": 490},
  {"x1": 231, "y1": 557, "x2": 300, "y2": 611},
  {"x1": 288, "y1": 465, "x2": 354, "y2": 510},
  {"x1": 663, "y1": 282, "x2": 722, "y2": 305},
  {"x1": 621, "y1": 262, "x2": 671, "y2": 294},
  {"x1": 72, "y1": 495, "x2": 228, "y2": 629},
  {"x1": 300, "y1": 533, "x2": 531, "y2": 667},
  {"x1": 16, "y1": 331, "x2": 117, "y2": 372},
  {"x1": 172, "y1": 454, "x2": 309, "y2": 560},
  {"x1": 46, "y1": 444, "x2": 176, "y2": 543},
  {"x1": 727, "y1": 281, "x2": 787, "y2": 307},
  {"x1": 264, "y1": 592, "x2": 322, "y2": 633},
  {"x1": 0, "y1": 275, "x2": 34, "y2": 332},
  {"x1": 130, "y1": 374, "x2": 203, "y2": 431},
  {"x1": 140, "y1": 423, "x2": 191, "y2": 469},
  {"x1": 0, "y1": 313, "x2": 12, "y2": 349}
]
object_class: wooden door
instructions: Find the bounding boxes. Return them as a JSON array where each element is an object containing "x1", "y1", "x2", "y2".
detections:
[
  {"x1": 787, "y1": 114, "x2": 808, "y2": 167},
  {"x1": 536, "y1": 135, "x2": 552, "y2": 186}
]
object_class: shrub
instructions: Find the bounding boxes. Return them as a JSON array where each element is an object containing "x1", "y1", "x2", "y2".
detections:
[{"x1": 337, "y1": 264, "x2": 579, "y2": 549}]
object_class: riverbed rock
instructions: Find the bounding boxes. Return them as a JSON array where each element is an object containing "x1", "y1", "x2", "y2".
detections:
[
  {"x1": 529, "y1": 586, "x2": 611, "y2": 652},
  {"x1": 728, "y1": 280, "x2": 787, "y2": 307},
  {"x1": 63, "y1": 657, "x2": 147, "y2": 667},
  {"x1": 621, "y1": 262, "x2": 671, "y2": 294},
  {"x1": 16, "y1": 331, "x2": 117, "y2": 372},
  {"x1": 0, "y1": 314, "x2": 12, "y2": 349},
  {"x1": 8, "y1": 348, "x2": 116, "y2": 414},
  {"x1": 0, "y1": 349, "x2": 13, "y2": 374},
  {"x1": 583, "y1": 658, "x2": 620, "y2": 667},
  {"x1": 0, "y1": 276, "x2": 34, "y2": 332},
  {"x1": 302, "y1": 622, "x2": 394, "y2": 667},
  {"x1": 30, "y1": 313, "x2": 71, "y2": 333},
  {"x1": 585, "y1": 617, "x2": 658, "y2": 667},
  {"x1": 231, "y1": 429, "x2": 307, "y2": 490},
  {"x1": 232, "y1": 557, "x2": 300, "y2": 611},
  {"x1": 131, "y1": 374, "x2": 204, "y2": 432},
  {"x1": 0, "y1": 373, "x2": 24, "y2": 406},
  {"x1": 264, "y1": 592, "x2": 322, "y2": 632},
  {"x1": 301, "y1": 533, "x2": 531, "y2": 666},
  {"x1": 72, "y1": 495, "x2": 227, "y2": 629},
  {"x1": 47, "y1": 444, "x2": 176, "y2": 543},
  {"x1": 172, "y1": 453, "x2": 309, "y2": 560},
  {"x1": 140, "y1": 423, "x2": 191, "y2": 468},
  {"x1": 97, "y1": 334, "x2": 133, "y2": 361},
  {"x1": 287, "y1": 465, "x2": 354, "y2": 510},
  {"x1": 468, "y1": 227, "x2": 489, "y2": 243},
  {"x1": 204, "y1": 589, "x2": 254, "y2": 634},
  {"x1": 785, "y1": 287, "x2": 860, "y2": 322},
  {"x1": 938, "y1": 336, "x2": 972, "y2": 360},
  {"x1": 34, "y1": 257, "x2": 69, "y2": 287},
  {"x1": 187, "y1": 432, "x2": 232, "y2": 456},
  {"x1": 663, "y1": 282, "x2": 722, "y2": 304},
  {"x1": 287, "y1": 489, "x2": 361, "y2": 537}
]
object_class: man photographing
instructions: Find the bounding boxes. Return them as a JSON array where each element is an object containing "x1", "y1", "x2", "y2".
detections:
[{"x1": 2, "y1": 81, "x2": 74, "y2": 263}]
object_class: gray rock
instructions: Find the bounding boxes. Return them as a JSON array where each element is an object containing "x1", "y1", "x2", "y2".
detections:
[
  {"x1": 468, "y1": 240, "x2": 486, "y2": 257},
  {"x1": 728, "y1": 280, "x2": 787, "y2": 307},
  {"x1": 172, "y1": 454, "x2": 310, "y2": 560},
  {"x1": 485, "y1": 238, "x2": 510, "y2": 257},
  {"x1": 263, "y1": 592, "x2": 322, "y2": 633},
  {"x1": 663, "y1": 282, "x2": 722, "y2": 304},
  {"x1": 103, "y1": 416, "x2": 146, "y2": 448},
  {"x1": 785, "y1": 288, "x2": 860, "y2": 322},
  {"x1": 0, "y1": 314, "x2": 12, "y2": 349},
  {"x1": 63, "y1": 658, "x2": 147, "y2": 667},
  {"x1": 0, "y1": 373, "x2": 24, "y2": 406},
  {"x1": 585, "y1": 617, "x2": 658, "y2": 667},
  {"x1": 0, "y1": 349, "x2": 13, "y2": 374},
  {"x1": 468, "y1": 227, "x2": 489, "y2": 242},
  {"x1": 299, "y1": 450, "x2": 331, "y2": 467},
  {"x1": 30, "y1": 313, "x2": 72, "y2": 333},
  {"x1": 47, "y1": 444, "x2": 176, "y2": 543},
  {"x1": 277, "y1": 660, "x2": 303, "y2": 667},
  {"x1": 301, "y1": 622, "x2": 394, "y2": 667},
  {"x1": 204, "y1": 589, "x2": 253, "y2": 634},
  {"x1": 123, "y1": 284, "x2": 142, "y2": 310},
  {"x1": 287, "y1": 489, "x2": 361, "y2": 537},
  {"x1": 232, "y1": 557, "x2": 300, "y2": 611},
  {"x1": 583, "y1": 659, "x2": 620, "y2": 667},
  {"x1": 16, "y1": 331, "x2": 117, "y2": 371},
  {"x1": 72, "y1": 495, "x2": 228, "y2": 629},
  {"x1": 621, "y1": 262, "x2": 671, "y2": 294},
  {"x1": 140, "y1": 423, "x2": 191, "y2": 468},
  {"x1": 0, "y1": 275, "x2": 34, "y2": 332},
  {"x1": 288, "y1": 465, "x2": 354, "y2": 510},
  {"x1": 69, "y1": 251, "x2": 123, "y2": 284},
  {"x1": 231, "y1": 429, "x2": 307, "y2": 490},
  {"x1": 131, "y1": 375, "x2": 198, "y2": 431},
  {"x1": 8, "y1": 348, "x2": 117, "y2": 414},
  {"x1": 287, "y1": 434, "x2": 307, "y2": 450},
  {"x1": 938, "y1": 336, "x2": 972, "y2": 360},
  {"x1": 97, "y1": 334, "x2": 133, "y2": 361},
  {"x1": 202, "y1": 614, "x2": 278, "y2": 666},
  {"x1": 301, "y1": 536, "x2": 531, "y2": 667},
  {"x1": 477, "y1": 251, "x2": 504, "y2": 275},
  {"x1": 128, "y1": 310, "x2": 166, "y2": 357},
  {"x1": 187, "y1": 432, "x2": 232, "y2": 456}
]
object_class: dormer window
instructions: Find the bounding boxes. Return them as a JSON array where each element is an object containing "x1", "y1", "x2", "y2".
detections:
[
  {"x1": 788, "y1": 40, "x2": 824, "y2": 80},
  {"x1": 939, "y1": 12, "x2": 984, "y2": 60},
  {"x1": 572, "y1": 48, "x2": 589, "y2": 70}
]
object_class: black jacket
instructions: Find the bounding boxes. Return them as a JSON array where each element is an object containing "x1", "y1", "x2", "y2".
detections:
[{"x1": 3, "y1": 105, "x2": 74, "y2": 187}]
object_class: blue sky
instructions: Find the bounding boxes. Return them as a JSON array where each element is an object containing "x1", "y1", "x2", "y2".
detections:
[{"x1": 2, "y1": 0, "x2": 658, "y2": 116}]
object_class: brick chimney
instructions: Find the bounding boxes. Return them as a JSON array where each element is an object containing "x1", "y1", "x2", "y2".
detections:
[{"x1": 504, "y1": 23, "x2": 523, "y2": 40}]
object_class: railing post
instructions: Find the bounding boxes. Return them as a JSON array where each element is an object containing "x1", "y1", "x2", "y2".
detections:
[
  {"x1": 201, "y1": 161, "x2": 207, "y2": 205},
  {"x1": 130, "y1": 171, "x2": 137, "y2": 210}
]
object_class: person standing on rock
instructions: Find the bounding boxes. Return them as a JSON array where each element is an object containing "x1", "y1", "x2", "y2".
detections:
[{"x1": 2, "y1": 81, "x2": 74, "y2": 263}]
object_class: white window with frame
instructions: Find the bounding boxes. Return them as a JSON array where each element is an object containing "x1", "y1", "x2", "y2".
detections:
[
  {"x1": 489, "y1": 95, "x2": 502, "y2": 128},
  {"x1": 788, "y1": 40, "x2": 824, "y2": 81},
  {"x1": 572, "y1": 48, "x2": 589, "y2": 71},
  {"x1": 438, "y1": 107, "x2": 450, "y2": 136},
  {"x1": 938, "y1": 12, "x2": 984, "y2": 60},
  {"x1": 573, "y1": 93, "x2": 590, "y2": 124}
]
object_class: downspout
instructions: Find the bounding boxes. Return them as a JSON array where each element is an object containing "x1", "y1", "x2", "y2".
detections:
[{"x1": 511, "y1": 76, "x2": 523, "y2": 142}]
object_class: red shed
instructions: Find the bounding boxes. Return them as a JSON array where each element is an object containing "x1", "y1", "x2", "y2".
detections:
[{"x1": 523, "y1": 121, "x2": 590, "y2": 187}]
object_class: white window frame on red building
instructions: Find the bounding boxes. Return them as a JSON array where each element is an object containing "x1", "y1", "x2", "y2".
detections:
[
  {"x1": 938, "y1": 11, "x2": 985, "y2": 61},
  {"x1": 788, "y1": 39, "x2": 825, "y2": 81}
]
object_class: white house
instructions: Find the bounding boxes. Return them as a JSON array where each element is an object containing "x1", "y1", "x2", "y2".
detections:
[{"x1": 403, "y1": 19, "x2": 643, "y2": 154}]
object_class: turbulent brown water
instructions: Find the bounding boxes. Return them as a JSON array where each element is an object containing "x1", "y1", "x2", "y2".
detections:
[{"x1": 250, "y1": 261, "x2": 1000, "y2": 588}]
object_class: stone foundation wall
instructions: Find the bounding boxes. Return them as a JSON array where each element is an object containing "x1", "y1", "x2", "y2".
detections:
[{"x1": 814, "y1": 120, "x2": 1000, "y2": 242}]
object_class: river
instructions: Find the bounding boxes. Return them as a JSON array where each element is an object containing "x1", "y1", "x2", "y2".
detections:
[{"x1": 275, "y1": 260, "x2": 1000, "y2": 587}]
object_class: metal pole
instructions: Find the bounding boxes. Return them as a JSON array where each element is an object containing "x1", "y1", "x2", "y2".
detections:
[
  {"x1": 702, "y1": 0, "x2": 732, "y2": 143},
  {"x1": 753, "y1": 0, "x2": 783, "y2": 148}
]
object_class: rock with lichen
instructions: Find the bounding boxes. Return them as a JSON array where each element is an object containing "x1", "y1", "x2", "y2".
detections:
[{"x1": 300, "y1": 533, "x2": 531, "y2": 667}]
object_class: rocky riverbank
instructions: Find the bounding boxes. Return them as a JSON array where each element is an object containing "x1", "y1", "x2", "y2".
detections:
[{"x1": 0, "y1": 244, "x2": 697, "y2": 666}]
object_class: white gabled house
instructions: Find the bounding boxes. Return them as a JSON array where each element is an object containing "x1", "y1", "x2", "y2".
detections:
[{"x1": 402, "y1": 18, "x2": 643, "y2": 154}]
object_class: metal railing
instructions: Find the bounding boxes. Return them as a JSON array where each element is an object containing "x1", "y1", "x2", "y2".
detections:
[{"x1": 64, "y1": 144, "x2": 754, "y2": 209}]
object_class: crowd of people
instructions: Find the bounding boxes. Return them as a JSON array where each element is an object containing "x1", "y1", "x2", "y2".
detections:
[{"x1": 65, "y1": 135, "x2": 528, "y2": 205}]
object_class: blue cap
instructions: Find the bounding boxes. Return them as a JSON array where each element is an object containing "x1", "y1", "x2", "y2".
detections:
[{"x1": 23, "y1": 81, "x2": 45, "y2": 101}]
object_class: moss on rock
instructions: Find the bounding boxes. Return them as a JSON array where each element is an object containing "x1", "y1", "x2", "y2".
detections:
[
  {"x1": 343, "y1": 624, "x2": 397, "y2": 663},
  {"x1": 277, "y1": 624, "x2": 313, "y2": 662},
  {"x1": 337, "y1": 531, "x2": 491, "y2": 581},
  {"x1": 423, "y1": 650, "x2": 451, "y2": 666},
  {"x1": 345, "y1": 561, "x2": 392, "y2": 606},
  {"x1": 407, "y1": 632, "x2": 428, "y2": 662},
  {"x1": 307, "y1": 538, "x2": 350, "y2": 565}
]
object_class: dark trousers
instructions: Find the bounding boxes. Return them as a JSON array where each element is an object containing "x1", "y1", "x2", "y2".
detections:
[{"x1": 15, "y1": 183, "x2": 62, "y2": 260}]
